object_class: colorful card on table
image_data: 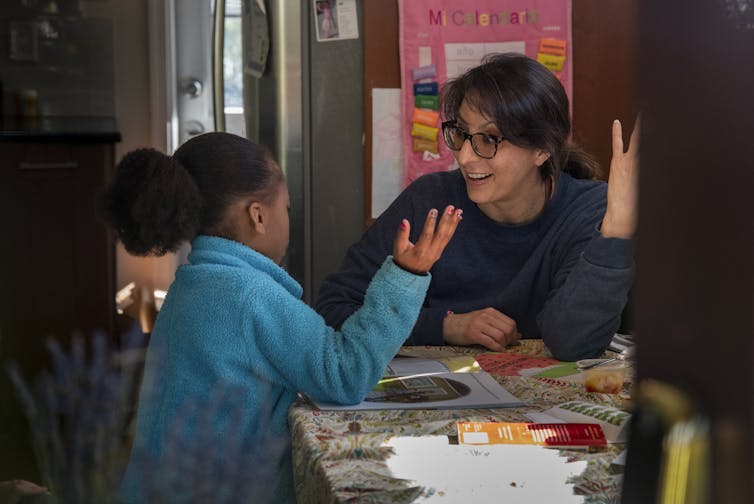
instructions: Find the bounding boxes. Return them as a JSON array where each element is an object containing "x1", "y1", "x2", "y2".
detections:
[
  {"x1": 475, "y1": 352, "x2": 561, "y2": 377},
  {"x1": 457, "y1": 421, "x2": 608, "y2": 447}
]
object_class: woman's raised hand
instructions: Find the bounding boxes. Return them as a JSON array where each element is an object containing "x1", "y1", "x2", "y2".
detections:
[
  {"x1": 392, "y1": 205, "x2": 463, "y2": 275},
  {"x1": 602, "y1": 116, "x2": 640, "y2": 238}
]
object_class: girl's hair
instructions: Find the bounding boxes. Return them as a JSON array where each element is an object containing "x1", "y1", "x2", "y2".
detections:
[
  {"x1": 101, "y1": 132, "x2": 283, "y2": 256},
  {"x1": 442, "y1": 52, "x2": 599, "y2": 180}
]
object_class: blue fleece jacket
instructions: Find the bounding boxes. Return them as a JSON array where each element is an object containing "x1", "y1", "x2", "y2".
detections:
[
  {"x1": 119, "y1": 236, "x2": 431, "y2": 503},
  {"x1": 315, "y1": 170, "x2": 633, "y2": 361}
]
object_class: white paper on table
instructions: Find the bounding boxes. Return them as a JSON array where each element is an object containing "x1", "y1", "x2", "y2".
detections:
[{"x1": 384, "y1": 435, "x2": 588, "y2": 503}]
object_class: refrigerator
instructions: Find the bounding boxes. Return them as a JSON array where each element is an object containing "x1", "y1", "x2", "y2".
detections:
[{"x1": 151, "y1": 0, "x2": 366, "y2": 302}]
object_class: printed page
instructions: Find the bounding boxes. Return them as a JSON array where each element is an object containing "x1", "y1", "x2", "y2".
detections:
[{"x1": 312, "y1": 371, "x2": 523, "y2": 411}]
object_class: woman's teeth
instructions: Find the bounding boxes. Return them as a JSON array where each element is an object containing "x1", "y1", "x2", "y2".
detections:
[{"x1": 468, "y1": 173, "x2": 492, "y2": 180}]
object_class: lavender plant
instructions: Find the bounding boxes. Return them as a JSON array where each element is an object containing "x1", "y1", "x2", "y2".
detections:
[
  {"x1": 6, "y1": 326, "x2": 145, "y2": 504},
  {"x1": 8, "y1": 325, "x2": 290, "y2": 503}
]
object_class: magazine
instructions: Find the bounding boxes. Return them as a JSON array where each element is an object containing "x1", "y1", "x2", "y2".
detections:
[{"x1": 310, "y1": 356, "x2": 524, "y2": 411}]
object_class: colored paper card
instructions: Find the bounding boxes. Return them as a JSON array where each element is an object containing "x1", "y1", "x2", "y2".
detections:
[
  {"x1": 413, "y1": 137, "x2": 438, "y2": 154},
  {"x1": 475, "y1": 352, "x2": 561, "y2": 377},
  {"x1": 457, "y1": 422, "x2": 608, "y2": 447},
  {"x1": 538, "y1": 38, "x2": 567, "y2": 56},
  {"x1": 537, "y1": 52, "x2": 566, "y2": 72},
  {"x1": 411, "y1": 122, "x2": 438, "y2": 141},
  {"x1": 412, "y1": 63, "x2": 437, "y2": 81},
  {"x1": 533, "y1": 362, "x2": 581, "y2": 379},
  {"x1": 413, "y1": 82, "x2": 438, "y2": 96},
  {"x1": 411, "y1": 108, "x2": 440, "y2": 127},
  {"x1": 414, "y1": 95, "x2": 439, "y2": 110}
]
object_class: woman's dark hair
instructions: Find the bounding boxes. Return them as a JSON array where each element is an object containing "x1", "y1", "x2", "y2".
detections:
[
  {"x1": 442, "y1": 52, "x2": 599, "y2": 180},
  {"x1": 100, "y1": 132, "x2": 283, "y2": 256}
]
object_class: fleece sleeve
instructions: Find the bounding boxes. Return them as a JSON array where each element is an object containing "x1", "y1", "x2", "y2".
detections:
[{"x1": 250, "y1": 258, "x2": 431, "y2": 405}]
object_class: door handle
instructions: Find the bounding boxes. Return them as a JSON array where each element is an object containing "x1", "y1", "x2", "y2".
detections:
[
  {"x1": 181, "y1": 78, "x2": 204, "y2": 98},
  {"x1": 18, "y1": 161, "x2": 79, "y2": 171},
  {"x1": 212, "y1": 0, "x2": 226, "y2": 132}
]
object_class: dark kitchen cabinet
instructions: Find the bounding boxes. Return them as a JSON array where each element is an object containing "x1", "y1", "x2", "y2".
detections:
[{"x1": 0, "y1": 118, "x2": 120, "y2": 481}]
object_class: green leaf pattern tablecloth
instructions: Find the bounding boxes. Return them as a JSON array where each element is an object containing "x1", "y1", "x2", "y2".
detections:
[{"x1": 290, "y1": 341, "x2": 629, "y2": 503}]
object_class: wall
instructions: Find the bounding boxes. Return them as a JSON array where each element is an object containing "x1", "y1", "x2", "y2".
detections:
[{"x1": 111, "y1": 0, "x2": 178, "y2": 294}]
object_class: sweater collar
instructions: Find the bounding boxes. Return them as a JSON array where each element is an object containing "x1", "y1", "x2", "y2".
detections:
[{"x1": 188, "y1": 235, "x2": 303, "y2": 298}]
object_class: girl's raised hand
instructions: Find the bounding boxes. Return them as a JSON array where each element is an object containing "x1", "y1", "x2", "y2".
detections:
[{"x1": 392, "y1": 205, "x2": 463, "y2": 275}]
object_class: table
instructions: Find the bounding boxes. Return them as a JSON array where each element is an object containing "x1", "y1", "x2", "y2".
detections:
[{"x1": 290, "y1": 340, "x2": 630, "y2": 503}]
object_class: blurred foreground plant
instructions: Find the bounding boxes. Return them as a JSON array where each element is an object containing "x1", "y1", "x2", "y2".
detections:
[
  {"x1": 7, "y1": 327, "x2": 145, "y2": 504},
  {"x1": 7, "y1": 325, "x2": 290, "y2": 503}
]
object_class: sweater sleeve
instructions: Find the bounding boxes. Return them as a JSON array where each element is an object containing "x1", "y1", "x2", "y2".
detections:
[
  {"x1": 538, "y1": 228, "x2": 634, "y2": 361},
  {"x1": 251, "y1": 257, "x2": 431, "y2": 405}
]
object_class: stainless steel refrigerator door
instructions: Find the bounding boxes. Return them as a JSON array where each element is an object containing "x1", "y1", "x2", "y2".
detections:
[
  {"x1": 174, "y1": 0, "x2": 215, "y2": 147},
  {"x1": 244, "y1": 0, "x2": 364, "y2": 302}
]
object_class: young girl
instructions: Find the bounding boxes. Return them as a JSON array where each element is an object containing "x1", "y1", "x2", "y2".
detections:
[{"x1": 102, "y1": 132, "x2": 462, "y2": 503}]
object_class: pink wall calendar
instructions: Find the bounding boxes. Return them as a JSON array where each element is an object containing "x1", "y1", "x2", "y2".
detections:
[{"x1": 399, "y1": 0, "x2": 572, "y2": 186}]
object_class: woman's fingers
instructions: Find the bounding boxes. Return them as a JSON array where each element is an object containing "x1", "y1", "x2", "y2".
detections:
[{"x1": 612, "y1": 119, "x2": 624, "y2": 158}]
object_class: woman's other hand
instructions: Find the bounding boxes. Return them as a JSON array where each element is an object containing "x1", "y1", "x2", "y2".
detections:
[
  {"x1": 443, "y1": 307, "x2": 521, "y2": 351},
  {"x1": 602, "y1": 116, "x2": 640, "y2": 238},
  {"x1": 392, "y1": 205, "x2": 463, "y2": 275}
]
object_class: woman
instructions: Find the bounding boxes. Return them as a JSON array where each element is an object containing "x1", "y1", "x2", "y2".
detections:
[{"x1": 315, "y1": 53, "x2": 638, "y2": 361}]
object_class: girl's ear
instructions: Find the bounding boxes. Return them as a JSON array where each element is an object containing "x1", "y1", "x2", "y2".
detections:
[
  {"x1": 535, "y1": 150, "x2": 551, "y2": 168},
  {"x1": 247, "y1": 201, "x2": 266, "y2": 234}
]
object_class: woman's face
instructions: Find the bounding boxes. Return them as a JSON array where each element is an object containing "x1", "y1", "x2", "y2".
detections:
[{"x1": 452, "y1": 100, "x2": 549, "y2": 223}]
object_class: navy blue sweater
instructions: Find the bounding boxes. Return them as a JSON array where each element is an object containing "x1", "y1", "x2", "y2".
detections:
[{"x1": 315, "y1": 170, "x2": 633, "y2": 361}]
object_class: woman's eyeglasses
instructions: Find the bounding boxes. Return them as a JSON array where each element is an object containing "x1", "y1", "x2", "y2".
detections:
[{"x1": 441, "y1": 121, "x2": 504, "y2": 159}]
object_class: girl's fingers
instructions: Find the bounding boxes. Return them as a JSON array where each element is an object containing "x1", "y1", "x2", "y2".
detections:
[
  {"x1": 417, "y1": 208, "x2": 440, "y2": 244},
  {"x1": 393, "y1": 218, "x2": 411, "y2": 255}
]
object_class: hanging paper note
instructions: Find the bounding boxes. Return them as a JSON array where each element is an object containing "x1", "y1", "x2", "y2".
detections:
[
  {"x1": 413, "y1": 137, "x2": 438, "y2": 154},
  {"x1": 412, "y1": 64, "x2": 437, "y2": 81},
  {"x1": 537, "y1": 53, "x2": 566, "y2": 72},
  {"x1": 411, "y1": 108, "x2": 440, "y2": 127},
  {"x1": 413, "y1": 82, "x2": 439, "y2": 96},
  {"x1": 415, "y1": 95, "x2": 439, "y2": 110},
  {"x1": 411, "y1": 122, "x2": 438, "y2": 141},
  {"x1": 538, "y1": 38, "x2": 567, "y2": 57}
]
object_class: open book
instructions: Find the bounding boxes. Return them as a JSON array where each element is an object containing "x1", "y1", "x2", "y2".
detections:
[{"x1": 310, "y1": 356, "x2": 524, "y2": 411}]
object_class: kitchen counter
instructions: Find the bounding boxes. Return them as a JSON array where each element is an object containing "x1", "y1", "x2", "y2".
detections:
[{"x1": 0, "y1": 116, "x2": 121, "y2": 143}]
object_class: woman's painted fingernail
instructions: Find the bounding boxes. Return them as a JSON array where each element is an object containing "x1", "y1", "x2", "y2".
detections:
[
  {"x1": 400, "y1": 219, "x2": 408, "y2": 229},
  {"x1": 447, "y1": 205, "x2": 455, "y2": 215},
  {"x1": 430, "y1": 209, "x2": 438, "y2": 217}
]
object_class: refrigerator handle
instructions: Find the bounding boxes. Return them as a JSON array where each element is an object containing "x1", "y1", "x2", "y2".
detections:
[{"x1": 212, "y1": 0, "x2": 226, "y2": 132}]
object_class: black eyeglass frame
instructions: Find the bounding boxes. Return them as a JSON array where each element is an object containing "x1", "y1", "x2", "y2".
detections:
[{"x1": 441, "y1": 121, "x2": 504, "y2": 159}]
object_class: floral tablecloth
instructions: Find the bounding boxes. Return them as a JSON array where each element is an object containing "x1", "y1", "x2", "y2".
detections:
[{"x1": 290, "y1": 341, "x2": 629, "y2": 503}]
